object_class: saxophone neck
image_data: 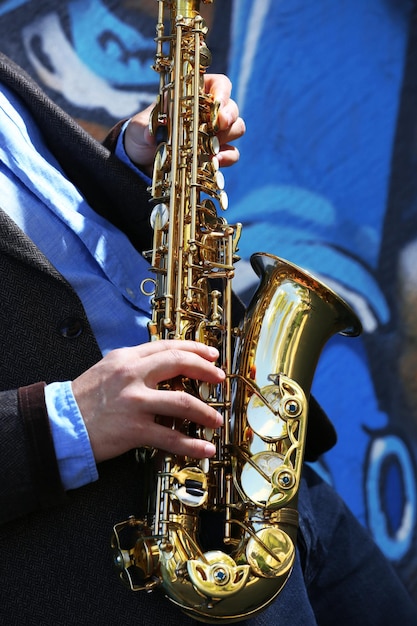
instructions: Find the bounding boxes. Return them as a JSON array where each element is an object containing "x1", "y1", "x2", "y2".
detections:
[{"x1": 175, "y1": 0, "x2": 207, "y2": 18}]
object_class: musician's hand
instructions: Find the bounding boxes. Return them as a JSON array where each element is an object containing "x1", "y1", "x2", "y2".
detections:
[
  {"x1": 72, "y1": 341, "x2": 225, "y2": 463},
  {"x1": 204, "y1": 73, "x2": 246, "y2": 167},
  {"x1": 124, "y1": 73, "x2": 245, "y2": 172},
  {"x1": 123, "y1": 103, "x2": 156, "y2": 175}
]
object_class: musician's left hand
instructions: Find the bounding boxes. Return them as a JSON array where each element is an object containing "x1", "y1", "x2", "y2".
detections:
[{"x1": 124, "y1": 73, "x2": 245, "y2": 173}]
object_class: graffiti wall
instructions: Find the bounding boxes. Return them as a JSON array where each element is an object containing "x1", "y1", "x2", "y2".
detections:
[{"x1": 1, "y1": 0, "x2": 416, "y2": 600}]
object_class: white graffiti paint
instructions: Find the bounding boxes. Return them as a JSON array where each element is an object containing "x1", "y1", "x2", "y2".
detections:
[
  {"x1": 22, "y1": 11, "x2": 155, "y2": 118},
  {"x1": 366, "y1": 435, "x2": 416, "y2": 561}
]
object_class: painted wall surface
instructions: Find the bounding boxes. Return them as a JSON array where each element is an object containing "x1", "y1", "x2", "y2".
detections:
[{"x1": 1, "y1": 0, "x2": 416, "y2": 600}]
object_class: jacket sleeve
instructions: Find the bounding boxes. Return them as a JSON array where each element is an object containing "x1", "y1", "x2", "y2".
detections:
[
  {"x1": 102, "y1": 119, "x2": 126, "y2": 152},
  {"x1": 0, "y1": 382, "x2": 65, "y2": 524}
]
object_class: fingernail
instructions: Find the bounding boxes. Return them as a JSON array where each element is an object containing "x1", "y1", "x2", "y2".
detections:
[{"x1": 208, "y1": 346, "x2": 219, "y2": 358}]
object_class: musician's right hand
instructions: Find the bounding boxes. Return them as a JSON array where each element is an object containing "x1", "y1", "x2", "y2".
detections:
[{"x1": 71, "y1": 340, "x2": 225, "y2": 463}]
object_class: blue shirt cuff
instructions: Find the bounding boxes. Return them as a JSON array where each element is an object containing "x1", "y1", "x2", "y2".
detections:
[{"x1": 45, "y1": 381, "x2": 98, "y2": 490}]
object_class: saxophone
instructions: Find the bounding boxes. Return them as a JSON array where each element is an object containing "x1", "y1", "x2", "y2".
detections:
[{"x1": 111, "y1": 1, "x2": 361, "y2": 622}]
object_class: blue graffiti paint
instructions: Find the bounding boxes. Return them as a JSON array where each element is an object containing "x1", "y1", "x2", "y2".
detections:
[
  {"x1": 67, "y1": 0, "x2": 157, "y2": 87},
  {"x1": 227, "y1": 0, "x2": 410, "y2": 274},
  {"x1": 0, "y1": 0, "x2": 30, "y2": 17},
  {"x1": 229, "y1": 185, "x2": 389, "y2": 327}
]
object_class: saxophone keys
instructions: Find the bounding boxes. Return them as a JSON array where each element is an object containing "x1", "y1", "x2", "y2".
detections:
[
  {"x1": 246, "y1": 527, "x2": 295, "y2": 578},
  {"x1": 240, "y1": 452, "x2": 284, "y2": 506},
  {"x1": 219, "y1": 190, "x2": 228, "y2": 211},
  {"x1": 199, "y1": 42, "x2": 212, "y2": 67},
  {"x1": 246, "y1": 385, "x2": 288, "y2": 441},
  {"x1": 111, "y1": 518, "x2": 160, "y2": 591},
  {"x1": 214, "y1": 170, "x2": 225, "y2": 190},
  {"x1": 187, "y1": 551, "x2": 250, "y2": 599},
  {"x1": 198, "y1": 381, "x2": 214, "y2": 401},
  {"x1": 150, "y1": 202, "x2": 169, "y2": 230},
  {"x1": 200, "y1": 457, "x2": 210, "y2": 474},
  {"x1": 200, "y1": 132, "x2": 219, "y2": 156},
  {"x1": 171, "y1": 466, "x2": 208, "y2": 507},
  {"x1": 271, "y1": 467, "x2": 296, "y2": 492}
]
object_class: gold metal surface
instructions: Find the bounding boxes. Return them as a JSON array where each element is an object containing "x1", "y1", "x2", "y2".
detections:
[{"x1": 111, "y1": 1, "x2": 362, "y2": 622}]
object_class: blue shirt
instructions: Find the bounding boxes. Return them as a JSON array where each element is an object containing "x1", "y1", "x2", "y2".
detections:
[{"x1": 0, "y1": 84, "x2": 152, "y2": 490}]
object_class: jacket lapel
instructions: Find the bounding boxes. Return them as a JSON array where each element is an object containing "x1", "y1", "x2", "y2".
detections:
[{"x1": 0, "y1": 208, "x2": 67, "y2": 283}]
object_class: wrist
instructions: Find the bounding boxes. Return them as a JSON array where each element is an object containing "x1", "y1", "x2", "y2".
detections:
[{"x1": 45, "y1": 381, "x2": 98, "y2": 490}]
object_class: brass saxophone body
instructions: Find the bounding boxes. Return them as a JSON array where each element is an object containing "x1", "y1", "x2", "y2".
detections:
[{"x1": 111, "y1": 1, "x2": 361, "y2": 622}]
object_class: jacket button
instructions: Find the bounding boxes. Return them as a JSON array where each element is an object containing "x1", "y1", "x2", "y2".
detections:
[{"x1": 58, "y1": 317, "x2": 84, "y2": 339}]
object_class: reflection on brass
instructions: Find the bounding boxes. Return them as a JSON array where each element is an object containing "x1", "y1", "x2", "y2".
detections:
[{"x1": 111, "y1": 1, "x2": 362, "y2": 623}]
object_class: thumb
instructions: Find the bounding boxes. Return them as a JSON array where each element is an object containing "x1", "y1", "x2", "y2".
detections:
[{"x1": 124, "y1": 105, "x2": 157, "y2": 170}]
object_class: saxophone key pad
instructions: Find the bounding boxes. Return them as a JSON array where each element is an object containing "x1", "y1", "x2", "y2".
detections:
[
  {"x1": 240, "y1": 452, "x2": 284, "y2": 506},
  {"x1": 150, "y1": 203, "x2": 169, "y2": 230}
]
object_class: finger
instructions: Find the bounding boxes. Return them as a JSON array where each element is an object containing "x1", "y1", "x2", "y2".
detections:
[
  {"x1": 124, "y1": 106, "x2": 156, "y2": 169},
  {"x1": 204, "y1": 73, "x2": 232, "y2": 107},
  {"x1": 217, "y1": 99, "x2": 241, "y2": 132},
  {"x1": 203, "y1": 74, "x2": 242, "y2": 133},
  {"x1": 144, "y1": 421, "x2": 217, "y2": 459},
  {"x1": 217, "y1": 144, "x2": 240, "y2": 168},
  {"x1": 217, "y1": 115, "x2": 246, "y2": 144},
  {"x1": 142, "y1": 349, "x2": 225, "y2": 388},
  {"x1": 142, "y1": 388, "x2": 223, "y2": 429},
  {"x1": 133, "y1": 339, "x2": 220, "y2": 362}
]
